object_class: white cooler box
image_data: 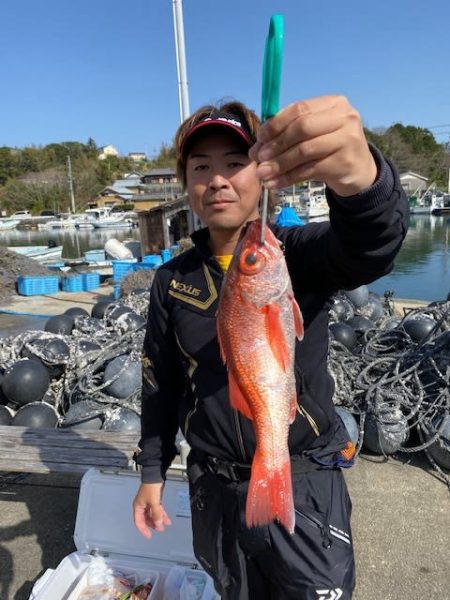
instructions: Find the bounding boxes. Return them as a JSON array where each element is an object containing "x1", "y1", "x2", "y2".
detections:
[{"x1": 31, "y1": 467, "x2": 218, "y2": 600}]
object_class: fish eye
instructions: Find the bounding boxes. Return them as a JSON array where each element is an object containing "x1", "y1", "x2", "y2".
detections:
[{"x1": 239, "y1": 248, "x2": 266, "y2": 275}]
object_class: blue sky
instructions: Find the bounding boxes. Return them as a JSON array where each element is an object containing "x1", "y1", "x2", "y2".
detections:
[{"x1": 1, "y1": 0, "x2": 450, "y2": 157}]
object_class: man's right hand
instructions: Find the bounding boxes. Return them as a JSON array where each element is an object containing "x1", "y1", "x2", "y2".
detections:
[{"x1": 133, "y1": 482, "x2": 172, "y2": 539}]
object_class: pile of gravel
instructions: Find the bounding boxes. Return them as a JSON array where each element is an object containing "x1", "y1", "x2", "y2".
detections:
[{"x1": 0, "y1": 247, "x2": 53, "y2": 304}]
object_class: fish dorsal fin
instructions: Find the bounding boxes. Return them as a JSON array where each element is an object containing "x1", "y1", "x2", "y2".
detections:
[
  {"x1": 291, "y1": 296, "x2": 304, "y2": 341},
  {"x1": 228, "y1": 368, "x2": 254, "y2": 420},
  {"x1": 264, "y1": 303, "x2": 289, "y2": 372}
]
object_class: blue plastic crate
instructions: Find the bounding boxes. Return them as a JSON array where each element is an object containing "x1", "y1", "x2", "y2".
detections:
[
  {"x1": 84, "y1": 249, "x2": 106, "y2": 263},
  {"x1": 161, "y1": 249, "x2": 171, "y2": 263},
  {"x1": 112, "y1": 259, "x2": 137, "y2": 282},
  {"x1": 17, "y1": 275, "x2": 59, "y2": 296},
  {"x1": 142, "y1": 254, "x2": 163, "y2": 266},
  {"x1": 82, "y1": 272, "x2": 100, "y2": 291},
  {"x1": 61, "y1": 275, "x2": 83, "y2": 292}
]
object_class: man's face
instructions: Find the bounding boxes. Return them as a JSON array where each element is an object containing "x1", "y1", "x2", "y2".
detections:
[{"x1": 185, "y1": 130, "x2": 261, "y2": 233}]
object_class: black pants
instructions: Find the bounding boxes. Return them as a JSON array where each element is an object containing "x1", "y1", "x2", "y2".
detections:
[{"x1": 188, "y1": 459, "x2": 355, "y2": 600}]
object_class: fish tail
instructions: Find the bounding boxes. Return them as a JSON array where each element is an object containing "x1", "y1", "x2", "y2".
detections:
[{"x1": 246, "y1": 451, "x2": 295, "y2": 534}]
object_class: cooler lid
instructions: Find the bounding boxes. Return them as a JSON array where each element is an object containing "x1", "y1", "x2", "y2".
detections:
[{"x1": 74, "y1": 468, "x2": 197, "y2": 566}]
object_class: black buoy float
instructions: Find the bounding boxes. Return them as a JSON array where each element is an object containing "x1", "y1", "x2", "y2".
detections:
[
  {"x1": 103, "y1": 354, "x2": 142, "y2": 399},
  {"x1": 45, "y1": 314, "x2": 75, "y2": 335},
  {"x1": 366, "y1": 293, "x2": 385, "y2": 322},
  {"x1": 91, "y1": 300, "x2": 113, "y2": 320},
  {"x1": 103, "y1": 407, "x2": 141, "y2": 432},
  {"x1": 0, "y1": 405, "x2": 14, "y2": 425},
  {"x1": 2, "y1": 360, "x2": 51, "y2": 406},
  {"x1": 346, "y1": 316, "x2": 375, "y2": 341},
  {"x1": 329, "y1": 322, "x2": 358, "y2": 351},
  {"x1": 118, "y1": 311, "x2": 146, "y2": 332},
  {"x1": 426, "y1": 415, "x2": 450, "y2": 471},
  {"x1": 343, "y1": 285, "x2": 369, "y2": 308},
  {"x1": 381, "y1": 317, "x2": 401, "y2": 331},
  {"x1": 78, "y1": 339, "x2": 102, "y2": 353},
  {"x1": 403, "y1": 317, "x2": 436, "y2": 343},
  {"x1": 106, "y1": 304, "x2": 134, "y2": 323},
  {"x1": 12, "y1": 402, "x2": 59, "y2": 428},
  {"x1": 60, "y1": 400, "x2": 104, "y2": 430},
  {"x1": 363, "y1": 410, "x2": 409, "y2": 454},
  {"x1": 22, "y1": 337, "x2": 70, "y2": 379},
  {"x1": 65, "y1": 306, "x2": 90, "y2": 317}
]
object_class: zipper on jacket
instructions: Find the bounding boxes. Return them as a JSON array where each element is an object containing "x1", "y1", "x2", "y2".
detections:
[
  {"x1": 295, "y1": 507, "x2": 331, "y2": 548},
  {"x1": 233, "y1": 410, "x2": 247, "y2": 462},
  {"x1": 296, "y1": 402, "x2": 320, "y2": 437}
]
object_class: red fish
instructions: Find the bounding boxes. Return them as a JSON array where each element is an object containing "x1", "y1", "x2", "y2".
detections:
[{"x1": 217, "y1": 219, "x2": 304, "y2": 533}]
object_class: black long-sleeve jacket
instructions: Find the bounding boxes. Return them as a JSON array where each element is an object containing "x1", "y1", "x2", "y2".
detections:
[{"x1": 137, "y1": 148, "x2": 410, "y2": 483}]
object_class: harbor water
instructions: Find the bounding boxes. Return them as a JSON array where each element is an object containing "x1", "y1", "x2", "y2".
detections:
[{"x1": 0, "y1": 214, "x2": 449, "y2": 303}]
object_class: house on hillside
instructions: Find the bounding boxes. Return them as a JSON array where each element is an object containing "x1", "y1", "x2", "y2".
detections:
[
  {"x1": 97, "y1": 145, "x2": 119, "y2": 160},
  {"x1": 93, "y1": 168, "x2": 182, "y2": 210},
  {"x1": 130, "y1": 168, "x2": 182, "y2": 210},
  {"x1": 400, "y1": 172, "x2": 428, "y2": 195},
  {"x1": 128, "y1": 152, "x2": 147, "y2": 162},
  {"x1": 141, "y1": 168, "x2": 178, "y2": 184}
]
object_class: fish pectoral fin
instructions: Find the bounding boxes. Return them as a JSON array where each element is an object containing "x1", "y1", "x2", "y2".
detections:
[
  {"x1": 264, "y1": 303, "x2": 289, "y2": 372},
  {"x1": 290, "y1": 295, "x2": 304, "y2": 341},
  {"x1": 228, "y1": 369, "x2": 253, "y2": 420}
]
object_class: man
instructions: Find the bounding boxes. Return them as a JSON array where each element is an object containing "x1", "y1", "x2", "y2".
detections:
[{"x1": 133, "y1": 96, "x2": 409, "y2": 599}]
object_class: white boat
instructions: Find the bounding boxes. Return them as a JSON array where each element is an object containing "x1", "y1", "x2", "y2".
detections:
[
  {"x1": 8, "y1": 244, "x2": 63, "y2": 263},
  {"x1": 93, "y1": 216, "x2": 133, "y2": 229},
  {"x1": 431, "y1": 193, "x2": 450, "y2": 215},
  {"x1": 297, "y1": 194, "x2": 330, "y2": 219},
  {"x1": 74, "y1": 207, "x2": 132, "y2": 229},
  {"x1": 47, "y1": 214, "x2": 80, "y2": 229},
  {"x1": 0, "y1": 218, "x2": 20, "y2": 231},
  {"x1": 10, "y1": 210, "x2": 32, "y2": 219}
]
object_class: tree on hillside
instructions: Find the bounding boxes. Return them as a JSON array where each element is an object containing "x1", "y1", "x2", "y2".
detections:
[
  {"x1": 150, "y1": 142, "x2": 176, "y2": 169},
  {"x1": 0, "y1": 147, "x2": 18, "y2": 185}
]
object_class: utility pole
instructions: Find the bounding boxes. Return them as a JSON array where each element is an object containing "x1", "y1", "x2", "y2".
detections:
[
  {"x1": 172, "y1": 0, "x2": 190, "y2": 122},
  {"x1": 67, "y1": 155, "x2": 76, "y2": 214},
  {"x1": 171, "y1": 0, "x2": 197, "y2": 235}
]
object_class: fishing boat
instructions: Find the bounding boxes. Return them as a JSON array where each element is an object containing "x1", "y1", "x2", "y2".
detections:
[
  {"x1": 8, "y1": 243, "x2": 63, "y2": 263},
  {"x1": 297, "y1": 194, "x2": 329, "y2": 219},
  {"x1": 431, "y1": 193, "x2": 450, "y2": 215},
  {"x1": 0, "y1": 218, "x2": 20, "y2": 231},
  {"x1": 92, "y1": 216, "x2": 134, "y2": 229},
  {"x1": 46, "y1": 213, "x2": 80, "y2": 229},
  {"x1": 74, "y1": 207, "x2": 133, "y2": 229}
]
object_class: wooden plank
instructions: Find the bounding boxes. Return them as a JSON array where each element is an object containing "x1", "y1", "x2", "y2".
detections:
[
  {"x1": 0, "y1": 434, "x2": 139, "y2": 452},
  {"x1": 0, "y1": 446, "x2": 133, "y2": 462},
  {"x1": 0, "y1": 424, "x2": 140, "y2": 474},
  {"x1": 0, "y1": 425, "x2": 138, "y2": 443},
  {"x1": 0, "y1": 459, "x2": 132, "y2": 475}
]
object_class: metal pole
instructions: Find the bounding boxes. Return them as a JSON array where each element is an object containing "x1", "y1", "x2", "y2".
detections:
[
  {"x1": 67, "y1": 155, "x2": 76, "y2": 214},
  {"x1": 172, "y1": 0, "x2": 190, "y2": 122}
]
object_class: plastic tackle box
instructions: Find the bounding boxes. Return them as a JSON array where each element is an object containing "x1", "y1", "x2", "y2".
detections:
[{"x1": 31, "y1": 468, "x2": 217, "y2": 600}]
